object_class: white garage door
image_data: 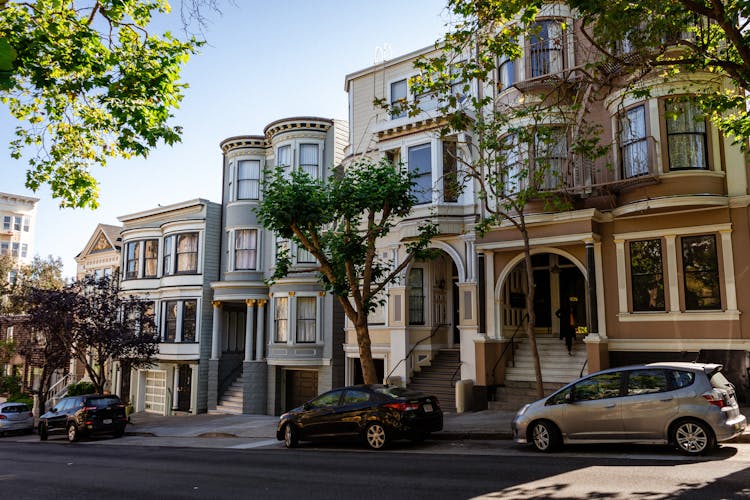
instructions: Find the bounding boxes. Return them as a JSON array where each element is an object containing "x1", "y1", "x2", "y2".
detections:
[{"x1": 144, "y1": 370, "x2": 166, "y2": 414}]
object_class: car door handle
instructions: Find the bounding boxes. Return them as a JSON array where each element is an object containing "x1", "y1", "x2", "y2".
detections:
[
  {"x1": 604, "y1": 403, "x2": 616, "y2": 408},
  {"x1": 659, "y1": 398, "x2": 673, "y2": 402}
]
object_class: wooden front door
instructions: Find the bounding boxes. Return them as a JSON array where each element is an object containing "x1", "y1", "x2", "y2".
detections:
[
  {"x1": 177, "y1": 364, "x2": 192, "y2": 412},
  {"x1": 285, "y1": 370, "x2": 318, "y2": 411}
]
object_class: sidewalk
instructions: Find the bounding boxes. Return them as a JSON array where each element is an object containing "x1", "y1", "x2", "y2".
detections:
[{"x1": 126, "y1": 407, "x2": 749, "y2": 443}]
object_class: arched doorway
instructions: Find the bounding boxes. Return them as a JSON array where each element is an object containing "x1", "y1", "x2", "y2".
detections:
[{"x1": 500, "y1": 252, "x2": 587, "y2": 338}]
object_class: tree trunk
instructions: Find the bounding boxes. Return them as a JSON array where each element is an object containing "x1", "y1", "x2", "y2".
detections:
[
  {"x1": 522, "y1": 239, "x2": 544, "y2": 399},
  {"x1": 354, "y1": 320, "x2": 378, "y2": 385}
]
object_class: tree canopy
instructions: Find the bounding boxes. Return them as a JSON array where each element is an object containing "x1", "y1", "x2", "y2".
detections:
[
  {"x1": 256, "y1": 160, "x2": 438, "y2": 384},
  {"x1": 0, "y1": 0, "x2": 201, "y2": 208}
]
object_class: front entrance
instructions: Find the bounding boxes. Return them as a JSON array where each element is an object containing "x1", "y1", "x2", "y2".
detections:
[
  {"x1": 177, "y1": 364, "x2": 192, "y2": 412},
  {"x1": 285, "y1": 370, "x2": 318, "y2": 411},
  {"x1": 351, "y1": 358, "x2": 385, "y2": 385}
]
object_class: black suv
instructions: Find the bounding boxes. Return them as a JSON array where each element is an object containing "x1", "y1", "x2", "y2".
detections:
[{"x1": 39, "y1": 394, "x2": 127, "y2": 442}]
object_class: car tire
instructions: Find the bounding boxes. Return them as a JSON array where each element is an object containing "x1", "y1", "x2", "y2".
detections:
[
  {"x1": 671, "y1": 419, "x2": 715, "y2": 456},
  {"x1": 67, "y1": 423, "x2": 79, "y2": 443},
  {"x1": 39, "y1": 423, "x2": 48, "y2": 441},
  {"x1": 113, "y1": 427, "x2": 125, "y2": 439},
  {"x1": 365, "y1": 422, "x2": 388, "y2": 450},
  {"x1": 283, "y1": 423, "x2": 299, "y2": 448},
  {"x1": 530, "y1": 420, "x2": 561, "y2": 453}
]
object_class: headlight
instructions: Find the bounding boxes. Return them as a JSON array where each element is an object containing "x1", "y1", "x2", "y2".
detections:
[{"x1": 516, "y1": 404, "x2": 530, "y2": 417}]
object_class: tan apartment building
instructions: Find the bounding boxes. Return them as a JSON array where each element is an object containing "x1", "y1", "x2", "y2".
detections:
[
  {"x1": 344, "y1": 3, "x2": 750, "y2": 409},
  {"x1": 0, "y1": 191, "x2": 39, "y2": 279}
]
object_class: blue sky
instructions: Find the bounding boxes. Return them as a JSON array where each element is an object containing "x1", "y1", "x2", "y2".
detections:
[{"x1": 1, "y1": 0, "x2": 449, "y2": 277}]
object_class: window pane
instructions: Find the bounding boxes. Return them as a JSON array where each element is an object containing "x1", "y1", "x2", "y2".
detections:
[
  {"x1": 296, "y1": 296, "x2": 317, "y2": 343},
  {"x1": 163, "y1": 235, "x2": 174, "y2": 276},
  {"x1": 144, "y1": 239, "x2": 158, "y2": 277},
  {"x1": 176, "y1": 233, "x2": 198, "y2": 273},
  {"x1": 408, "y1": 268, "x2": 424, "y2": 325},
  {"x1": 682, "y1": 235, "x2": 721, "y2": 310},
  {"x1": 164, "y1": 301, "x2": 178, "y2": 342},
  {"x1": 274, "y1": 297, "x2": 288, "y2": 342},
  {"x1": 126, "y1": 241, "x2": 140, "y2": 279},
  {"x1": 620, "y1": 106, "x2": 649, "y2": 178},
  {"x1": 234, "y1": 229, "x2": 257, "y2": 270},
  {"x1": 666, "y1": 99, "x2": 707, "y2": 170},
  {"x1": 182, "y1": 300, "x2": 197, "y2": 342},
  {"x1": 408, "y1": 143, "x2": 432, "y2": 204},
  {"x1": 390, "y1": 79, "x2": 407, "y2": 119},
  {"x1": 237, "y1": 160, "x2": 261, "y2": 199},
  {"x1": 627, "y1": 369, "x2": 667, "y2": 395},
  {"x1": 498, "y1": 55, "x2": 516, "y2": 90},
  {"x1": 630, "y1": 239, "x2": 665, "y2": 311},
  {"x1": 299, "y1": 144, "x2": 319, "y2": 179},
  {"x1": 574, "y1": 372, "x2": 622, "y2": 401},
  {"x1": 535, "y1": 128, "x2": 566, "y2": 190},
  {"x1": 297, "y1": 245, "x2": 315, "y2": 264},
  {"x1": 277, "y1": 145, "x2": 291, "y2": 168},
  {"x1": 530, "y1": 21, "x2": 563, "y2": 77},
  {"x1": 310, "y1": 390, "x2": 342, "y2": 408}
]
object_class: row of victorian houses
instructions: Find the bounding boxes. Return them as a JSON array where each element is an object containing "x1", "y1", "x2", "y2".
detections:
[{"x1": 51, "y1": 4, "x2": 750, "y2": 414}]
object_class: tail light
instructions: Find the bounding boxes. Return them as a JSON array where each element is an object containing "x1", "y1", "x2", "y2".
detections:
[
  {"x1": 702, "y1": 390, "x2": 727, "y2": 408},
  {"x1": 28, "y1": 412, "x2": 33, "y2": 418},
  {"x1": 384, "y1": 402, "x2": 420, "y2": 412},
  {"x1": 82, "y1": 406, "x2": 98, "y2": 412},
  {"x1": 0, "y1": 415, "x2": 6, "y2": 420}
]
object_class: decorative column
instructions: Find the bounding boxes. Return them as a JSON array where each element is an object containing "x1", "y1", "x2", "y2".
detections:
[
  {"x1": 585, "y1": 241, "x2": 598, "y2": 335},
  {"x1": 171, "y1": 365, "x2": 179, "y2": 413},
  {"x1": 584, "y1": 238, "x2": 609, "y2": 373},
  {"x1": 484, "y1": 250, "x2": 495, "y2": 339},
  {"x1": 243, "y1": 298, "x2": 268, "y2": 414},
  {"x1": 208, "y1": 301, "x2": 222, "y2": 410},
  {"x1": 244, "y1": 299, "x2": 256, "y2": 362}
]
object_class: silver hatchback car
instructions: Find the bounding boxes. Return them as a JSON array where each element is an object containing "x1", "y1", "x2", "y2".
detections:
[
  {"x1": 512, "y1": 362, "x2": 747, "y2": 455},
  {"x1": 0, "y1": 402, "x2": 34, "y2": 436}
]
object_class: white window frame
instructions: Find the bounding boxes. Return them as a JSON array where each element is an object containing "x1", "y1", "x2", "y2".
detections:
[
  {"x1": 229, "y1": 227, "x2": 260, "y2": 271},
  {"x1": 271, "y1": 293, "x2": 321, "y2": 345},
  {"x1": 273, "y1": 140, "x2": 325, "y2": 180},
  {"x1": 235, "y1": 158, "x2": 263, "y2": 200}
]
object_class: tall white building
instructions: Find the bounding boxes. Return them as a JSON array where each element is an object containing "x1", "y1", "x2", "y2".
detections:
[{"x1": 0, "y1": 192, "x2": 39, "y2": 278}]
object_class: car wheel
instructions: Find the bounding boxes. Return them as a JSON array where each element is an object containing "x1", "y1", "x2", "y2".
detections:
[
  {"x1": 113, "y1": 427, "x2": 125, "y2": 439},
  {"x1": 67, "y1": 423, "x2": 79, "y2": 443},
  {"x1": 672, "y1": 419, "x2": 714, "y2": 456},
  {"x1": 283, "y1": 423, "x2": 299, "y2": 448},
  {"x1": 39, "y1": 423, "x2": 48, "y2": 441},
  {"x1": 365, "y1": 422, "x2": 387, "y2": 450},
  {"x1": 530, "y1": 420, "x2": 561, "y2": 453}
]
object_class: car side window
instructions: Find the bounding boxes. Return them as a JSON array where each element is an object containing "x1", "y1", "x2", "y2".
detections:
[
  {"x1": 627, "y1": 369, "x2": 668, "y2": 396},
  {"x1": 56, "y1": 399, "x2": 71, "y2": 412},
  {"x1": 309, "y1": 390, "x2": 343, "y2": 409},
  {"x1": 573, "y1": 372, "x2": 623, "y2": 401},
  {"x1": 546, "y1": 387, "x2": 572, "y2": 405},
  {"x1": 668, "y1": 370, "x2": 695, "y2": 389},
  {"x1": 342, "y1": 390, "x2": 371, "y2": 405}
]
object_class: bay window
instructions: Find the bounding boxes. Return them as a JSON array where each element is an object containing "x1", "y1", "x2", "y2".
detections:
[
  {"x1": 408, "y1": 143, "x2": 433, "y2": 204},
  {"x1": 237, "y1": 159, "x2": 261, "y2": 200},
  {"x1": 163, "y1": 235, "x2": 174, "y2": 276},
  {"x1": 296, "y1": 296, "x2": 317, "y2": 343},
  {"x1": 274, "y1": 297, "x2": 289, "y2": 343},
  {"x1": 665, "y1": 99, "x2": 708, "y2": 170},
  {"x1": 620, "y1": 105, "x2": 649, "y2": 178},
  {"x1": 176, "y1": 233, "x2": 198, "y2": 274},
  {"x1": 299, "y1": 144, "x2": 319, "y2": 179},
  {"x1": 535, "y1": 128, "x2": 567, "y2": 190},
  {"x1": 162, "y1": 299, "x2": 197, "y2": 342},
  {"x1": 277, "y1": 145, "x2": 291, "y2": 168},
  {"x1": 442, "y1": 140, "x2": 459, "y2": 202},
  {"x1": 125, "y1": 241, "x2": 140, "y2": 279},
  {"x1": 144, "y1": 239, "x2": 158, "y2": 278},
  {"x1": 529, "y1": 20, "x2": 564, "y2": 77},
  {"x1": 234, "y1": 229, "x2": 257, "y2": 270},
  {"x1": 498, "y1": 53, "x2": 516, "y2": 90}
]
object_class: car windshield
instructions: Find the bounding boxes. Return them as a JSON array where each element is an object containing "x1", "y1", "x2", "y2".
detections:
[
  {"x1": 374, "y1": 386, "x2": 425, "y2": 399},
  {"x1": 85, "y1": 397, "x2": 121, "y2": 408},
  {"x1": 2, "y1": 405, "x2": 29, "y2": 413}
]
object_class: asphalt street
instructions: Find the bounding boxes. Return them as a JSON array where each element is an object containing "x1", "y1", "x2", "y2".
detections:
[{"x1": 2, "y1": 434, "x2": 750, "y2": 499}]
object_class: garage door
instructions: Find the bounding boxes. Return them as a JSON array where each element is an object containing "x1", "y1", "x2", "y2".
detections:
[
  {"x1": 285, "y1": 370, "x2": 318, "y2": 411},
  {"x1": 144, "y1": 370, "x2": 166, "y2": 414}
]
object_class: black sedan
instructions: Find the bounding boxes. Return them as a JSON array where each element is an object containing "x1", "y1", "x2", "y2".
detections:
[{"x1": 276, "y1": 384, "x2": 443, "y2": 450}]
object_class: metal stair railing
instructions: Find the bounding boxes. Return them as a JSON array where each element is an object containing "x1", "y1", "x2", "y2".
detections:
[
  {"x1": 490, "y1": 313, "x2": 529, "y2": 386},
  {"x1": 385, "y1": 322, "x2": 450, "y2": 385},
  {"x1": 46, "y1": 372, "x2": 75, "y2": 409}
]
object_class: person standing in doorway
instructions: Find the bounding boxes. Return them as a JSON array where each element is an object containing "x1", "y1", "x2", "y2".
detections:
[{"x1": 556, "y1": 297, "x2": 578, "y2": 355}]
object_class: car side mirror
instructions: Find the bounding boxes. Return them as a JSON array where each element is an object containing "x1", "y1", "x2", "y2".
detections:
[
  {"x1": 51, "y1": 408, "x2": 58, "y2": 413},
  {"x1": 564, "y1": 392, "x2": 574, "y2": 403}
]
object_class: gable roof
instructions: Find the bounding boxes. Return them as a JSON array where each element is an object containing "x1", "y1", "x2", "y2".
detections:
[{"x1": 75, "y1": 223, "x2": 122, "y2": 260}]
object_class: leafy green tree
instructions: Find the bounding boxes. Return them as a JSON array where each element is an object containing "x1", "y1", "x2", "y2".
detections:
[
  {"x1": 1, "y1": 255, "x2": 64, "y2": 314},
  {"x1": 256, "y1": 160, "x2": 438, "y2": 385},
  {"x1": 25, "y1": 274, "x2": 158, "y2": 397},
  {"x1": 0, "y1": 0, "x2": 201, "y2": 208}
]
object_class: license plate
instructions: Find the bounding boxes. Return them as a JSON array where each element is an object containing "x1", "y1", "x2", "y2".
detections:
[
  {"x1": 103, "y1": 419, "x2": 112, "y2": 424},
  {"x1": 422, "y1": 404, "x2": 433, "y2": 413}
]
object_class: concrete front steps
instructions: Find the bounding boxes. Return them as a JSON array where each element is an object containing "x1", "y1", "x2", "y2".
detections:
[
  {"x1": 211, "y1": 376, "x2": 243, "y2": 415},
  {"x1": 407, "y1": 349, "x2": 461, "y2": 413},
  {"x1": 489, "y1": 335, "x2": 588, "y2": 411}
]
